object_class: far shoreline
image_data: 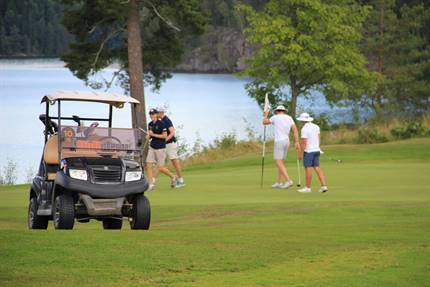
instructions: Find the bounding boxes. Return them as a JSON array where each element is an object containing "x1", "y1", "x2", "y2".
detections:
[{"x1": 0, "y1": 56, "x2": 238, "y2": 75}]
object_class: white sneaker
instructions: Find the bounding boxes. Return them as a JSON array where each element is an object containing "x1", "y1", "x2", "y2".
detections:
[
  {"x1": 297, "y1": 187, "x2": 312, "y2": 193},
  {"x1": 176, "y1": 177, "x2": 185, "y2": 187},
  {"x1": 280, "y1": 181, "x2": 294, "y2": 189},
  {"x1": 319, "y1": 186, "x2": 328, "y2": 193},
  {"x1": 272, "y1": 182, "x2": 282, "y2": 189},
  {"x1": 148, "y1": 183, "x2": 156, "y2": 192}
]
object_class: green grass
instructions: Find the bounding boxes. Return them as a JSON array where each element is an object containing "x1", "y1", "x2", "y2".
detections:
[{"x1": 1, "y1": 138, "x2": 430, "y2": 286}]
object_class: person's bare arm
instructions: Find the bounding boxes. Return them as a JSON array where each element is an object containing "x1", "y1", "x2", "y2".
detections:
[
  {"x1": 263, "y1": 111, "x2": 271, "y2": 125},
  {"x1": 166, "y1": 127, "x2": 175, "y2": 142},
  {"x1": 298, "y1": 138, "x2": 307, "y2": 160},
  {"x1": 148, "y1": 131, "x2": 167, "y2": 139},
  {"x1": 292, "y1": 124, "x2": 300, "y2": 151}
]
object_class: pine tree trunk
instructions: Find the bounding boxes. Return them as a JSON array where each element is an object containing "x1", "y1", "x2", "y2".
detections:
[
  {"x1": 127, "y1": 0, "x2": 146, "y2": 131},
  {"x1": 375, "y1": 0, "x2": 385, "y2": 117},
  {"x1": 290, "y1": 77, "x2": 298, "y2": 119},
  {"x1": 377, "y1": 0, "x2": 384, "y2": 75}
]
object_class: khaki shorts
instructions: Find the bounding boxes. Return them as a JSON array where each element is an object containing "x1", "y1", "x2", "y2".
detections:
[
  {"x1": 146, "y1": 147, "x2": 166, "y2": 166},
  {"x1": 274, "y1": 139, "x2": 289, "y2": 160},
  {"x1": 166, "y1": 142, "x2": 179, "y2": 160}
]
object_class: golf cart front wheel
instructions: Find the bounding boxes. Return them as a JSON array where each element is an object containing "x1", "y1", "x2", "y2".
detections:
[
  {"x1": 53, "y1": 194, "x2": 75, "y2": 230},
  {"x1": 102, "y1": 218, "x2": 123, "y2": 230},
  {"x1": 28, "y1": 197, "x2": 49, "y2": 229},
  {"x1": 129, "y1": 194, "x2": 150, "y2": 230}
]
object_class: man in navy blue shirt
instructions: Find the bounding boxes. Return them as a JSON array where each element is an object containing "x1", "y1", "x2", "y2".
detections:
[
  {"x1": 157, "y1": 107, "x2": 185, "y2": 188},
  {"x1": 146, "y1": 109, "x2": 177, "y2": 190}
]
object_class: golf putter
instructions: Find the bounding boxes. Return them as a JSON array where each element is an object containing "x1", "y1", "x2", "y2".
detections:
[{"x1": 296, "y1": 159, "x2": 301, "y2": 187}]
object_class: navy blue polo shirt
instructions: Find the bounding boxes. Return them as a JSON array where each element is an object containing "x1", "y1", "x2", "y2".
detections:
[
  {"x1": 161, "y1": 116, "x2": 177, "y2": 144},
  {"x1": 148, "y1": 120, "x2": 167, "y2": 149}
]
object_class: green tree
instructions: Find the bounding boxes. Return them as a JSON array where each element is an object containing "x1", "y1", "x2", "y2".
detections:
[
  {"x1": 362, "y1": 1, "x2": 430, "y2": 117},
  {"x1": 238, "y1": 0, "x2": 375, "y2": 118},
  {"x1": 0, "y1": 0, "x2": 71, "y2": 56},
  {"x1": 59, "y1": 0, "x2": 206, "y2": 130}
]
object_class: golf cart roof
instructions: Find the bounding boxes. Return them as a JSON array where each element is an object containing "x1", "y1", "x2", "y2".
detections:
[{"x1": 41, "y1": 91, "x2": 140, "y2": 107}]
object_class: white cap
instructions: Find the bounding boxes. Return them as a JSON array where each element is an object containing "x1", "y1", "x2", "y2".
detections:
[
  {"x1": 274, "y1": 105, "x2": 287, "y2": 112},
  {"x1": 157, "y1": 106, "x2": 165, "y2": 112},
  {"x1": 297, "y1": 112, "x2": 314, "y2": 122}
]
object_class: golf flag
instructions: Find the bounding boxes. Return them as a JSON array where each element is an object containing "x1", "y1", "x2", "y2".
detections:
[{"x1": 263, "y1": 93, "x2": 270, "y2": 113}]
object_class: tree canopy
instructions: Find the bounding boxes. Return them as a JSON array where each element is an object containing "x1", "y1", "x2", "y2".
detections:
[
  {"x1": 59, "y1": 0, "x2": 206, "y2": 91},
  {"x1": 238, "y1": 0, "x2": 375, "y2": 118},
  {"x1": 0, "y1": 0, "x2": 70, "y2": 56},
  {"x1": 362, "y1": 0, "x2": 430, "y2": 117}
]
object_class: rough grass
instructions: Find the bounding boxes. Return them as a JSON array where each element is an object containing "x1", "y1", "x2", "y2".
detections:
[{"x1": 0, "y1": 138, "x2": 429, "y2": 286}]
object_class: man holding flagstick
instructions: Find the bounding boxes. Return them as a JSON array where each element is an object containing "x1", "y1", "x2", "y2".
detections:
[{"x1": 263, "y1": 103, "x2": 300, "y2": 189}]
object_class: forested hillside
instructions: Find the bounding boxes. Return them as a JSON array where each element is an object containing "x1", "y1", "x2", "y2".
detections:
[
  {"x1": 0, "y1": 0, "x2": 429, "y2": 78},
  {"x1": 0, "y1": 0, "x2": 71, "y2": 57}
]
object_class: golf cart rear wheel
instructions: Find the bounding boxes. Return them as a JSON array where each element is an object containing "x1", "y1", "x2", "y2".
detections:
[
  {"x1": 53, "y1": 194, "x2": 75, "y2": 230},
  {"x1": 129, "y1": 194, "x2": 150, "y2": 230},
  {"x1": 102, "y1": 218, "x2": 123, "y2": 230},
  {"x1": 28, "y1": 197, "x2": 49, "y2": 229}
]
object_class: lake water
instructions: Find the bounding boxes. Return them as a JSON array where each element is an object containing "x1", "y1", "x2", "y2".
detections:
[{"x1": 0, "y1": 59, "x2": 352, "y2": 182}]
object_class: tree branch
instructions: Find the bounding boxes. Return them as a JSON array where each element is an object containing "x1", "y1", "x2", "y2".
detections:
[
  {"x1": 92, "y1": 28, "x2": 124, "y2": 69},
  {"x1": 145, "y1": 0, "x2": 182, "y2": 32},
  {"x1": 103, "y1": 71, "x2": 120, "y2": 91}
]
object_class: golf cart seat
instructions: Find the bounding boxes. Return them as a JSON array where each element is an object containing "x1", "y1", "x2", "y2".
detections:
[{"x1": 44, "y1": 135, "x2": 59, "y2": 181}]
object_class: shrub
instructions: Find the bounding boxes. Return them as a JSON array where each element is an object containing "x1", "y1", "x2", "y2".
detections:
[
  {"x1": 356, "y1": 127, "x2": 388, "y2": 144},
  {"x1": 0, "y1": 159, "x2": 18, "y2": 185},
  {"x1": 213, "y1": 132, "x2": 237, "y2": 149},
  {"x1": 390, "y1": 122, "x2": 426, "y2": 139}
]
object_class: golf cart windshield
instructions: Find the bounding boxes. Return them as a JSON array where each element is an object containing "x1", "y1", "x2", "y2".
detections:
[{"x1": 60, "y1": 126, "x2": 142, "y2": 160}]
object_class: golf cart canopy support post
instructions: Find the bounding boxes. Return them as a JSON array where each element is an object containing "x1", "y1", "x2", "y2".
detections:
[{"x1": 58, "y1": 100, "x2": 61, "y2": 165}]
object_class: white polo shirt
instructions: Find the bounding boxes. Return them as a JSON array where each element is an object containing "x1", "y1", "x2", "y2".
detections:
[
  {"x1": 301, "y1": 122, "x2": 321, "y2": 152},
  {"x1": 270, "y1": 114, "x2": 295, "y2": 142}
]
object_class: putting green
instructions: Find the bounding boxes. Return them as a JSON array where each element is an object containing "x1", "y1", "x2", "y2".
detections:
[{"x1": 0, "y1": 139, "x2": 429, "y2": 286}]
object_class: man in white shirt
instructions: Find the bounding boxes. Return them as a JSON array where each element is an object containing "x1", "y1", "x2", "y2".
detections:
[
  {"x1": 296, "y1": 112, "x2": 328, "y2": 193},
  {"x1": 263, "y1": 105, "x2": 300, "y2": 189}
]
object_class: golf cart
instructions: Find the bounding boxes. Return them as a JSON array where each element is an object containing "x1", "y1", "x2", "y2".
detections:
[{"x1": 28, "y1": 91, "x2": 150, "y2": 230}]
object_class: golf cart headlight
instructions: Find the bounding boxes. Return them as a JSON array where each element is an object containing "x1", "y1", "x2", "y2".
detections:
[
  {"x1": 69, "y1": 169, "x2": 88, "y2": 181},
  {"x1": 125, "y1": 171, "x2": 142, "y2": 182}
]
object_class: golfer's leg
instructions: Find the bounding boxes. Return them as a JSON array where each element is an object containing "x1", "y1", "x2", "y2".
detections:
[
  {"x1": 305, "y1": 168, "x2": 312, "y2": 188},
  {"x1": 276, "y1": 160, "x2": 290, "y2": 182},
  {"x1": 314, "y1": 167, "x2": 327, "y2": 186},
  {"x1": 277, "y1": 168, "x2": 284, "y2": 183},
  {"x1": 146, "y1": 163, "x2": 154, "y2": 182},
  {"x1": 158, "y1": 166, "x2": 175, "y2": 178},
  {"x1": 167, "y1": 143, "x2": 183, "y2": 178},
  {"x1": 171, "y1": 159, "x2": 183, "y2": 178},
  {"x1": 145, "y1": 148, "x2": 156, "y2": 183},
  {"x1": 156, "y1": 149, "x2": 174, "y2": 178}
]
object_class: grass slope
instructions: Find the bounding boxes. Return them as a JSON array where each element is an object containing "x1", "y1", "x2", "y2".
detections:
[{"x1": 0, "y1": 139, "x2": 429, "y2": 286}]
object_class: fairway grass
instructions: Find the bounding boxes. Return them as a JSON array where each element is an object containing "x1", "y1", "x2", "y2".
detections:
[{"x1": 0, "y1": 139, "x2": 429, "y2": 286}]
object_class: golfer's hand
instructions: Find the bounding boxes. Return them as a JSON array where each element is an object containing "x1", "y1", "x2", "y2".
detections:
[
  {"x1": 297, "y1": 153, "x2": 302, "y2": 161},
  {"x1": 145, "y1": 134, "x2": 150, "y2": 140},
  {"x1": 263, "y1": 111, "x2": 269, "y2": 118},
  {"x1": 294, "y1": 142, "x2": 300, "y2": 151}
]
